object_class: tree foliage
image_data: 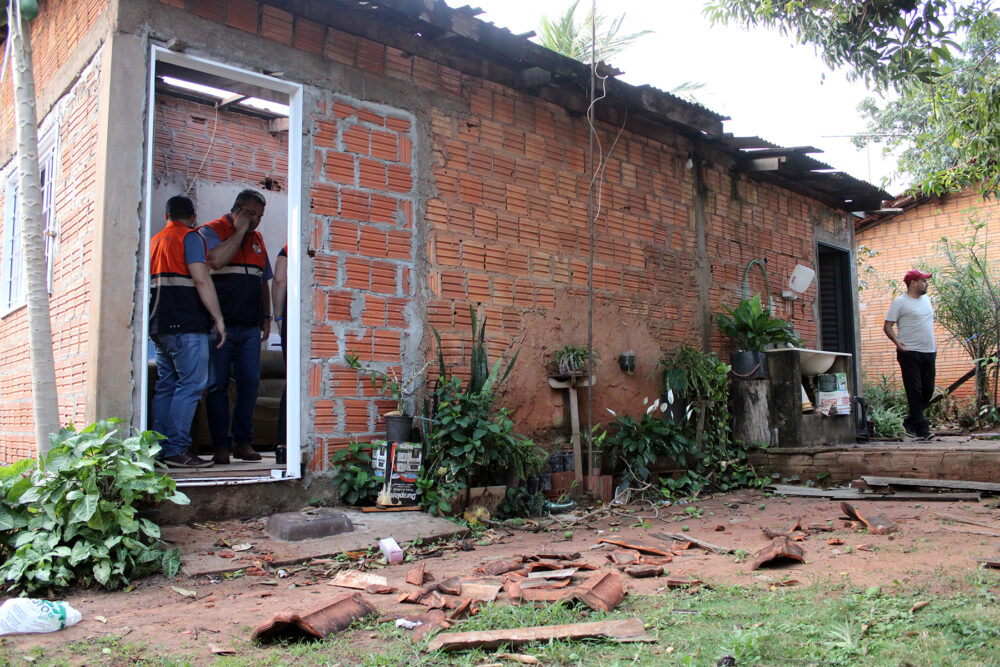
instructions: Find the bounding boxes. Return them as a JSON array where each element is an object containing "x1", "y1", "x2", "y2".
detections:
[
  {"x1": 928, "y1": 216, "x2": 1000, "y2": 415},
  {"x1": 536, "y1": 0, "x2": 652, "y2": 64},
  {"x1": 856, "y1": 11, "x2": 1000, "y2": 192},
  {"x1": 705, "y1": 1, "x2": 1000, "y2": 196}
]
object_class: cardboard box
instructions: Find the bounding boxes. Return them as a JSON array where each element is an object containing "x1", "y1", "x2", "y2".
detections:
[{"x1": 371, "y1": 440, "x2": 423, "y2": 507}]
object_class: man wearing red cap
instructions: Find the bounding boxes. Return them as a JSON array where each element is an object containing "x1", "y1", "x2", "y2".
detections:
[{"x1": 883, "y1": 269, "x2": 935, "y2": 438}]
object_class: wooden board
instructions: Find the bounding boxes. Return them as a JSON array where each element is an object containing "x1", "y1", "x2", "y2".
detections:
[
  {"x1": 768, "y1": 484, "x2": 979, "y2": 501},
  {"x1": 861, "y1": 476, "x2": 1000, "y2": 493}
]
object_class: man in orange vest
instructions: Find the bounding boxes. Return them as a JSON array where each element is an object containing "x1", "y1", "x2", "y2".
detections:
[
  {"x1": 149, "y1": 195, "x2": 225, "y2": 467},
  {"x1": 199, "y1": 190, "x2": 273, "y2": 464}
]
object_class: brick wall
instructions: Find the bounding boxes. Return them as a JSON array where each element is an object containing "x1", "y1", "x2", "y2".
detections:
[
  {"x1": 0, "y1": 0, "x2": 107, "y2": 149},
  {"x1": 0, "y1": 54, "x2": 102, "y2": 462},
  {"x1": 856, "y1": 190, "x2": 1000, "y2": 399},
  {"x1": 153, "y1": 96, "x2": 289, "y2": 192},
  {"x1": 144, "y1": 0, "x2": 851, "y2": 472},
  {"x1": 306, "y1": 96, "x2": 417, "y2": 472}
]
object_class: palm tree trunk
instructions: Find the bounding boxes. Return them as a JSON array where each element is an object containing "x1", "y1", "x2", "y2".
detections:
[{"x1": 9, "y1": 4, "x2": 59, "y2": 456}]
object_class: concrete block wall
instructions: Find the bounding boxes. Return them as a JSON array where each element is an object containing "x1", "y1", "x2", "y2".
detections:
[
  {"x1": 0, "y1": 54, "x2": 103, "y2": 462},
  {"x1": 856, "y1": 190, "x2": 1000, "y2": 400}
]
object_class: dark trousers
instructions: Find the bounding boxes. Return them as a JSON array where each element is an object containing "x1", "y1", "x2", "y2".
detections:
[
  {"x1": 277, "y1": 314, "x2": 287, "y2": 445},
  {"x1": 896, "y1": 350, "x2": 936, "y2": 437}
]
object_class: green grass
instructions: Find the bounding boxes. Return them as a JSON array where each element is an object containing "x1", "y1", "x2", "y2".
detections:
[{"x1": 5, "y1": 570, "x2": 999, "y2": 666}]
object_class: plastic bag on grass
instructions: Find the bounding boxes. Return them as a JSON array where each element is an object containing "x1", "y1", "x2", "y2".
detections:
[{"x1": 0, "y1": 599, "x2": 82, "y2": 635}]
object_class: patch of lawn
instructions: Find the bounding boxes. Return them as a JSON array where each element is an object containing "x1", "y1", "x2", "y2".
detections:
[{"x1": 12, "y1": 569, "x2": 1000, "y2": 666}]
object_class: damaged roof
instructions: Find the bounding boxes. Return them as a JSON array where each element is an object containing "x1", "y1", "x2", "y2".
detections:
[{"x1": 269, "y1": 0, "x2": 891, "y2": 211}]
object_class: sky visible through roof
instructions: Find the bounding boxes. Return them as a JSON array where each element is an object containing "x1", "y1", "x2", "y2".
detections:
[{"x1": 447, "y1": 0, "x2": 903, "y2": 193}]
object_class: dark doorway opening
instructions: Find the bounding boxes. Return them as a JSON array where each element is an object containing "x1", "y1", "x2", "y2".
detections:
[{"x1": 817, "y1": 243, "x2": 855, "y2": 355}]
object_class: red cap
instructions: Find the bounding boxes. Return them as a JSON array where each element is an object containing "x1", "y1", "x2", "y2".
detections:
[{"x1": 903, "y1": 269, "x2": 932, "y2": 285}]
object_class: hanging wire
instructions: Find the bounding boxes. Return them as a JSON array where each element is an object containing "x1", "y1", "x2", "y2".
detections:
[{"x1": 586, "y1": 0, "x2": 597, "y2": 478}]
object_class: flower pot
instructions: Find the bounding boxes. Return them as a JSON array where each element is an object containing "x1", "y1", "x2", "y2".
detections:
[
  {"x1": 549, "y1": 452, "x2": 565, "y2": 473},
  {"x1": 618, "y1": 351, "x2": 636, "y2": 374},
  {"x1": 385, "y1": 414, "x2": 414, "y2": 443},
  {"x1": 730, "y1": 350, "x2": 769, "y2": 381},
  {"x1": 526, "y1": 475, "x2": 540, "y2": 495}
]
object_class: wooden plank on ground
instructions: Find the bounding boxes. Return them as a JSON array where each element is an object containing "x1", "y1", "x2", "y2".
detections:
[
  {"x1": 768, "y1": 484, "x2": 979, "y2": 501},
  {"x1": 862, "y1": 476, "x2": 1000, "y2": 493},
  {"x1": 426, "y1": 618, "x2": 654, "y2": 652}
]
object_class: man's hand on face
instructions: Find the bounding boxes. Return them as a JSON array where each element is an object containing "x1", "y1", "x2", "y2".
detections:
[{"x1": 232, "y1": 206, "x2": 254, "y2": 234}]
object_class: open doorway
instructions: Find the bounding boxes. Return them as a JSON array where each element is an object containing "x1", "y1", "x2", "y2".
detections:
[
  {"x1": 817, "y1": 243, "x2": 856, "y2": 356},
  {"x1": 141, "y1": 47, "x2": 303, "y2": 484}
]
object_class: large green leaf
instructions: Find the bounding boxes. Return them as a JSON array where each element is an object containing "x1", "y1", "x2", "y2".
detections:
[
  {"x1": 69, "y1": 494, "x2": 99, "y2": 524},
  {"x1": 93, "y1": 559, "x2": 111, "y2": 586}
]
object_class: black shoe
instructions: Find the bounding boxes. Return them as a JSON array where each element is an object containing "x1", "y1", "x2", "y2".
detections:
[
  {"x1": 213, "y1": 450, "x2": 231, "y2": 465},
  {"x1": 903, "y1": 424, "x2": 918, "y2": 438},
  {"x1": 234, "y1": 443, "x2": 262, "y2": 461},
  {"x1": 162, "y1": 453, "x2": 214, "y2": 468}
]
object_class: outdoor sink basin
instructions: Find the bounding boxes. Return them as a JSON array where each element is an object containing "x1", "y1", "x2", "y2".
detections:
[{"x1": 765, "y1": 348, "x2": 852, "y2": 376}]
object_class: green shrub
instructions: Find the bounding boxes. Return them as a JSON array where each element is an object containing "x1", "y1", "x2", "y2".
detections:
[
  {"x1": 330, "y1": 439, "x2": 384, "y2": 505},
  {"x1": 0, "y1": 420, "x2": 188, "y2": 593}
]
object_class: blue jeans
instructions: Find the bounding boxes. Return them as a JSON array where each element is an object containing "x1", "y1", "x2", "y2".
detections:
[
  {"x1": 206, "y1": 325, "x2": 261, "y2": 450},
  {"x1": 151, "y1": 333, "x2": 210, "y2": 458}
]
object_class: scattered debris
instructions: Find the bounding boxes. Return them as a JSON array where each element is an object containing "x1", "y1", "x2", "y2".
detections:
[
  {"x1": 751, "y1": 537, "x2": 805, "y2": 570},
  {"x1": 395, "y1": 618, "x2": 422, "y2": 630},
  {"x1": 252, "y1": 593, "x2": 375, "y2": 642},
  {"x1": 909, "y1": 600, "x2": 931, "y2": 614},
  {"x1": 972, "y1": 557, "x2": 1000, "y2": 568},
  {"x1": 827, "y1": 538, "x2": 845, "y2": 546},
  {"x1": 329, "y1": 570, "x2": 388, "y2": 590},
  {"x1": 665, "y1": 578, "x2": 704, "y2": 589},
  {"x1": 208, "y1": 643, "x2": 235, "y2": 655},
  {"x1": 762, "y1": 519, "x2": 810, "y2": 541},
  {"x1": 651, "y1": 532, "x2": 733, "y2": 554},
  {"x1": 437, "y1": 577, "x2": 463, "y2": 596},
  {"x1": 365, "y1": 584, "x2": 398, "y2": 595},
  {"x1": 474, "y1": 557, "x2": 524, "y2": 576},
  {"x1": 171, "y1": 586, "x2": 198, "y2": 600},
  {"x1": 597, "y1": 538, "x2": 671, "y2": 557},
  {"x1": 459, "y1": 582, "x2": 502, "y2": 602},
  {"x1": 574, "y1": 570, "x2": 625, "y2": 612},
  {"x1": 841, "y1": 502, "x2": 897, "y2": 535},
  {"x1": 426, "y1": 618, "x2": 654, "y2": 652},
  {"x1": 624, "y1": 564, "x2": 663, "y2": 578},
  {"x1": 406, "y1": 562, "x2": 432, "y2": 586}
]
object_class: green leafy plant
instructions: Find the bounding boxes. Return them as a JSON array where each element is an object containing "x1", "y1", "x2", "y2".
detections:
[
  {"x1": 344, "y1": 354, "x2": 430, "y2": 416},
  {"x1": 716, "y1": 294, "x2": 800, "y2": 351},
  {"x1": 0, "y1": 420, "x2": 189, "y2": 593},
  {"x1": 418, "y1": 307, "x2": 522, "y2": 516},
  {"x1": 549, "y1": 345, "x2": 600, "y2": 375},
  {"x1": 495, "y1": 487, "x2": 546, "y2": 520},
  {"x1": 330, "y1": 439, "x2": 384, "y2": 506}
]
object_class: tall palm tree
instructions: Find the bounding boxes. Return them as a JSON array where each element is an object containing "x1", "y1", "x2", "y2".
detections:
[
  {"x1": 536, "y1": 0, "x2": 652, "y2": 64},
  {"x1": 5, "y1": 0, "x2": 59, "y2": 455}
]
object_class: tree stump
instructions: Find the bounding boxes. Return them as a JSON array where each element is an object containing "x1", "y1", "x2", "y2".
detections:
[{"x1": 731, "y1": 379, "x2": 770, "y2": 446}]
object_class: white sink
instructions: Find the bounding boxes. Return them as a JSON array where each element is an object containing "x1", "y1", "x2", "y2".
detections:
[{"x1": 765, "y1": 348, "x2": 852, "y2": 376}]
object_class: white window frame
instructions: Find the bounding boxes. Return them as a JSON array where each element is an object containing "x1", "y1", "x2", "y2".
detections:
[{"x1": 1, "y1": 128, "x2": 59, "y2": 315}]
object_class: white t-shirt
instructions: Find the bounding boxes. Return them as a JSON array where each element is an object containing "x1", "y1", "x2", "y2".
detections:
[{"x1": 886, "y1": 294, "x2": 935, "y2": 353}]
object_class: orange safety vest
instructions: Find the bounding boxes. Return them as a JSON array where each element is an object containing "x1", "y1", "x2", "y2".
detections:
[
  {"x1": 149, "y1": 221, "x2": 211, "y2": 335},
  {"x1": 199, "y1": 215, "x2": 269, "y2": 326}
]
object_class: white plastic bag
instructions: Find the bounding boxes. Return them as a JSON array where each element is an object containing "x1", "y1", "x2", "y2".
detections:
[{"x1": 0, "y1": 598, "x2": 82, "y2": 635}]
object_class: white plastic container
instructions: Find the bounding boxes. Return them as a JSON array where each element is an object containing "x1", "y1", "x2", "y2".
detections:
[
  {"x1": 788, "y1": 264, "x2": 815, "y2": 294},
  {"x1": 379, "y1": 537, "x2": 404, "y2": 563}
]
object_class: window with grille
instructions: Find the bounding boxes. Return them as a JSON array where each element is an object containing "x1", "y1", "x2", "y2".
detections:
[{"x1": 1, "y1": 129, "x2": 58, "y2": 314}]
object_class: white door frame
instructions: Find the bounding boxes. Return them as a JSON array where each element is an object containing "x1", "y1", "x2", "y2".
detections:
[{"x1": 141, "y1": 46, "x2": 303, "y2": 484}]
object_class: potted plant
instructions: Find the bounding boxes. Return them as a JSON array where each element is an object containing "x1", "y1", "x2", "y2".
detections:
[
  {"x1": 345, "y1": 354, "x2": 430, "y2": 442},
  {"x1": 715, "y1": 294, "x2": 799, "y2": 379},
  {"x1": 549, "y1": 345, "x2": 601, "y2": 376}
]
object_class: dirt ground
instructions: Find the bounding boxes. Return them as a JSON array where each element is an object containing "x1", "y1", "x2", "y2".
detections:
[{"x1": 2, "y1": 489, "x2": 999, "y2": 662}]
